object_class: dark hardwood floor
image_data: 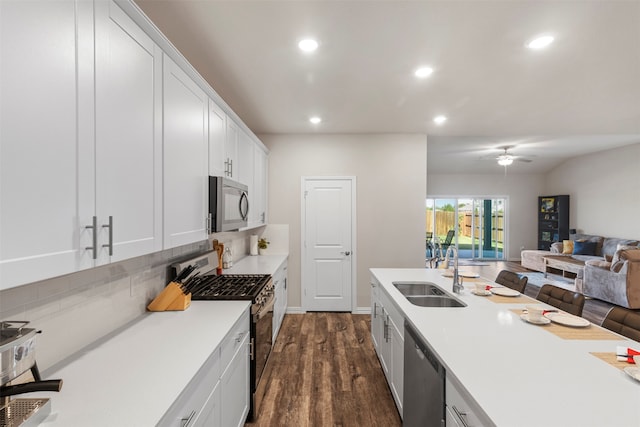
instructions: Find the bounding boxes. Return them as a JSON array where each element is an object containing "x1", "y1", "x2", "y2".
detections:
[
  {"x1": 247, "y1": 261, "x2": 616, "y2": 426},
  {"x1": 246, "y1": 312, "x2": 401, "y2": 427}
]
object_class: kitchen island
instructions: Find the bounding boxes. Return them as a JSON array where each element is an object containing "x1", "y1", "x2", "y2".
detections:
[{"x1": 371, "y1": 268, "x2": 640, "y2": 427}]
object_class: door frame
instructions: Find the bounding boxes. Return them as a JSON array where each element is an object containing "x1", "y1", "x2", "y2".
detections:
[{"x1": 301, "y1": 176, "x2": 357, "y2": 313}]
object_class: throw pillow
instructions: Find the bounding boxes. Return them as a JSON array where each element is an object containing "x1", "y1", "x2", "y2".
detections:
[
  {"x1": 562, "y1": 240, "x2": 574, "y2": 254},
  {"x1": 573, "y1": 240, "x2": 597, "y2": 255}
]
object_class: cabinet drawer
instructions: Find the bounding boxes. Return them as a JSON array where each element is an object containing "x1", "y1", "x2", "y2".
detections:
[
  {"x1": 158, "y1": 350, "x2": 221, "y2": 427},
  {"x1": 446, "y1": 376, "x2": 491, "y2": 427},
  {"x1": 221, "y1": 310, "x2": 250, "y2": 369}
]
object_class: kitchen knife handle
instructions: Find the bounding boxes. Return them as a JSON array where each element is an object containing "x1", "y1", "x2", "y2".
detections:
[
  {"x1": 102, "y1": 216, "x2": 113, "y2": 256},
  {"x1": 85, "y1": 216, "x2": 97, "y2": 260}
]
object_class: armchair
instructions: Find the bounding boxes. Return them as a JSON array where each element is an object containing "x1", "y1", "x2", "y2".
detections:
[{"x1": 583, "y1": 248, "x2": 640, "y2": 309}]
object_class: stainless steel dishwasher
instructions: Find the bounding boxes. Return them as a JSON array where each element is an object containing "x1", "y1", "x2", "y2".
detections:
[{"x1": 403, "y1": 320, "x2": 446, "y2": 427}]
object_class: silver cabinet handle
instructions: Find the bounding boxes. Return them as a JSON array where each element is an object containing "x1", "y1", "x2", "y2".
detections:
[
  {"x1": 452, "y1": 405, "x2": 471, "y2": 427},
  {"x1": 229, "y1": 158, "x2": 233, "y2": 176},
  {"x1": 340, "y1": 251, "x2": 351, "y2": 256},
  {"x1": 373, "y1": 302, "x2": 377, "y2": 318},
  {"x1": 180, "y1": 410, "x2": 196, "y2": 427},
  {"x1": 206, "y1": 213, "x2": 212, "y2": 234},
  {"x1": 85, "y1": 216, "x2": 97, "y2": 260},
  {"x1": 102, "y1": 216, "x2": 113, "y2": 256}
]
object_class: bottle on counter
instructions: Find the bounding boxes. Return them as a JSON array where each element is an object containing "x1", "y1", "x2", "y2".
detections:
[{"x1": 222, "y1": 247, "x2": 233, "y2": 269}]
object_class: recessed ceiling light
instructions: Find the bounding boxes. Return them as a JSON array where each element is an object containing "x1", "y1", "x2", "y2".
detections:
[
  {"x1": 527, "y1": 35, "x2": 554, "y2": 50},
  {"x1": 433, "y1": 115, "x2": 447, "y2": 125},
  {"x1": 298, "y1": 39, "x2": 318, "y2": 52},
  {"x1": 414, "y1": 66, "x2": 434, "y2": 78},
  {"x1": 309, "y1": 116, "x2": 322, "y2": 124}
]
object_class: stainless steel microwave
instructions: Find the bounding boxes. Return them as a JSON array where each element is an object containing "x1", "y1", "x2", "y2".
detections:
[{"x1": 209, "y1": 176, "x2": 249, "y2": 232}]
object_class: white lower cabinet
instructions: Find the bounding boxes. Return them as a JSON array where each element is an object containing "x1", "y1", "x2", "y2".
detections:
[
  {"x1": 272, "y1": 260, "x2": 288, "y2": 341},
  {"x1": 159, "y1": 309, "x2": 249, "y2": 427},
  {"x1": 221, "y1": 331, "x2": 250, "y2": 427},
  {"x1": 446, "y1": 376, "x2": 491, "y2": 427},
  {"x1": 370, "y1": 278, "x2": 404, "y2": 417}
]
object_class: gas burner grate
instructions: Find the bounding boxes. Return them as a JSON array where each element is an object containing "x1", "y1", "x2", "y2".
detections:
[
  {"x1": 0, "y1": 398, "x2": 51, "y2": 427},
  {"x1": 190, "y1": 274, "x2": 271, "y2": 300}
]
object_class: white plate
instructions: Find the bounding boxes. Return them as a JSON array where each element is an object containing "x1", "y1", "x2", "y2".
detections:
[
  {"x1": 461, "y1": 272, "x2": 480, "y2": 278},
  {"x1": 520, "y1": 314, "x2": 551, "y2": 325},
  {"x1": 623, "y1": 367, "x2": 640, "y2": 382},
  {"x1": 543, "y1": 312, "x2": 590, "y2": 327},
  {"x1": 441, "y1": 270, "x2": 479, "y2": 278},
  {"x1": 490, "y1": 287, "x2": 520, "y2": 297},
  {"x1": 471, "y1": 289, "x2": 492, "y2": 296}
]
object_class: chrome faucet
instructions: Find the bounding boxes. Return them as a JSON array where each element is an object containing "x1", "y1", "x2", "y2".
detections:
[{"x1": 446, "y1": 246, "x2": 463, "y2": 294}]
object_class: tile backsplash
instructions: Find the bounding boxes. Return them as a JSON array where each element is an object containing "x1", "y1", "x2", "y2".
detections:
[
  {"x1": 0, "y1": 225, "x2": 275, "y2": 374},
  {"x1": 0, "y1": 240, "x2": 210, "y2": 372}
]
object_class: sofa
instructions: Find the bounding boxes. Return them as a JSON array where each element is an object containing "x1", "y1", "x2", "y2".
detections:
[{"x1": 521, "y1": 234, "x2": 640, "y2": 308}]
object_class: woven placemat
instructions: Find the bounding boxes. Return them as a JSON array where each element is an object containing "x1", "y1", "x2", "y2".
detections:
[
  {"x1": 590, "y1": 352, "x2": 632, "y2": 371},
  {"x1": 509, "y1": 309, "x2": 622, "y2": 340}
]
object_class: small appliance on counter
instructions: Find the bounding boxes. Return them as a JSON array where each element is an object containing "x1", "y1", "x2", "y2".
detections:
[{"x1": 0, "y1": 321, "x2": 63, "y2": 427}]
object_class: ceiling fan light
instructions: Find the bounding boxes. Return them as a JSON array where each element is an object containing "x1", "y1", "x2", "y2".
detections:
[{"x1": 497, "y1": 156, "x2": 513, "y2": 166}]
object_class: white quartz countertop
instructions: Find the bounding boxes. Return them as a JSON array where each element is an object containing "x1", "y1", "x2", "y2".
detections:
[
  {"x1": 370, "y1": 268, "x2": 640, "y2": 427},
  {"x1": 30, "y1": 301, "x2": 250, "y2": 427},
  {"x1": 222, "y1": 254, "x2": 288, "y2": 275}
]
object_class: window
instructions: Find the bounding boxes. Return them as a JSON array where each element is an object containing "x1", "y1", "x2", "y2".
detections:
[{"x1": 426, "y1": 197, "x2": 506, "y2": 260}]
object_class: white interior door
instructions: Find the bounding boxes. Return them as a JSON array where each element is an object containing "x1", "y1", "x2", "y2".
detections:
[{"x1": 302, "y1": 177, "x2": 355, "y2": 312}]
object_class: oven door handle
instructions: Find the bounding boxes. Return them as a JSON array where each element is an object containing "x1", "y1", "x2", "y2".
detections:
[{"x1": 255, "y1": 296, "x2": 275, "y2": 321}]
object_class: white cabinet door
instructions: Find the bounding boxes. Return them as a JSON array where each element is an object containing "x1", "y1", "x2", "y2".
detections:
[
  {"x1": 389, "y1": 316, "x2": 404, "y2": 417},
  {"x1": 236, "y1": 128, "x2": 254, "y2": 188},
  {"x1": 224, "y1": 119, "x2": 239, "y2": 179},
  {"x1": 272, "y1": 261, "x2": 288, "y2": 341},
  {"x1": 208, "y1": 99, "x2": 227, "y2": 178},
  {"x1": 220, "y1": 332, "x2": 250, "y2": 427},
  {"x1": 0, "y1": 0, "x2": 94, "y2": 290},
  {"x1": 370, "y1": 281, "x2": 383, "y2": 352},
  {"x1": 163, "y1": 55, "x2": 208, "y2": 248},
  {"x1": 94, "y1": 0, "x2": 162, "y2": 263},
  {"x1": 251, "y1": 143, "x2": 268, "y2": 227},
  {"x1": 192, "y1": 381, "x2": 221, "y2": 427}
]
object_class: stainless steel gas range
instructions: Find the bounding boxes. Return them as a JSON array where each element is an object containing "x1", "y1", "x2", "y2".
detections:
[{"x1": 172, "y1": 251, "x2": 274, "y2": 421}]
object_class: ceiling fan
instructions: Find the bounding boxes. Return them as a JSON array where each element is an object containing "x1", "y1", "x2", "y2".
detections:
[{"x1": 487, "y1": 146, "x2": 533, "y2": 166}]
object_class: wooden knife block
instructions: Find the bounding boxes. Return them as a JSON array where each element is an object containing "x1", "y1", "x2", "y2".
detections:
[{"x1": 147, "y1": 282, "x2": 191, "y2": 312}]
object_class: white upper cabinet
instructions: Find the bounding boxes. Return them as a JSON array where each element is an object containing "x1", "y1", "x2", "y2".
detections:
[
  {"x1": 0, "y1": 0, "x2": 93, "y2": 290},
  {"x1": 94, "y1": 0, "x2": 163, "y2": 263},
  {"x1": 163, "y1": 55, "x2": 209, "y2": 248},
  {"x1": 236, "y1": 128, "x2": 254, "y2": 187},
  {"x1": 250, "y1": 144, "x2": 268, "y2": 227},
  {"x1": 224, "y1": 119, "x2": 239, "y2": 179},
  {"x1": 208, "y1": 100, "x2": 227, "y2": 178}
]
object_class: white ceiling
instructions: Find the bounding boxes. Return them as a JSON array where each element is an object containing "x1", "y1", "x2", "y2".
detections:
[{"x1": 135, "y1": 0, "x2": 640, "y2": 174}]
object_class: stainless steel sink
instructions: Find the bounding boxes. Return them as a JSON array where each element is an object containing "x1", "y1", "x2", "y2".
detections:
[
  {"x1": 405, "y1": 295, "x2": 466, "y2": 308},
  {"x1": 392, "y1": 281, "x2": 466, "y2": 308}
]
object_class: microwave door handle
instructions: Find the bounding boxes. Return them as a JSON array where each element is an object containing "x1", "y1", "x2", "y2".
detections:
[{"x1": 240, "y1": 191, "x2": 249, "y2": 220}]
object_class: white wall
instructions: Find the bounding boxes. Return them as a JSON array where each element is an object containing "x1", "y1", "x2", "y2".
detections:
[
  {"x1": 427, "y1": 173, "x2": 546, "y2": 260},
  {"x1": 545, "y1": 142, "x2": 640, "y2": 240},
  {"x1": 259, "y1": 133, "x2": 427, "y2": 310}
]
